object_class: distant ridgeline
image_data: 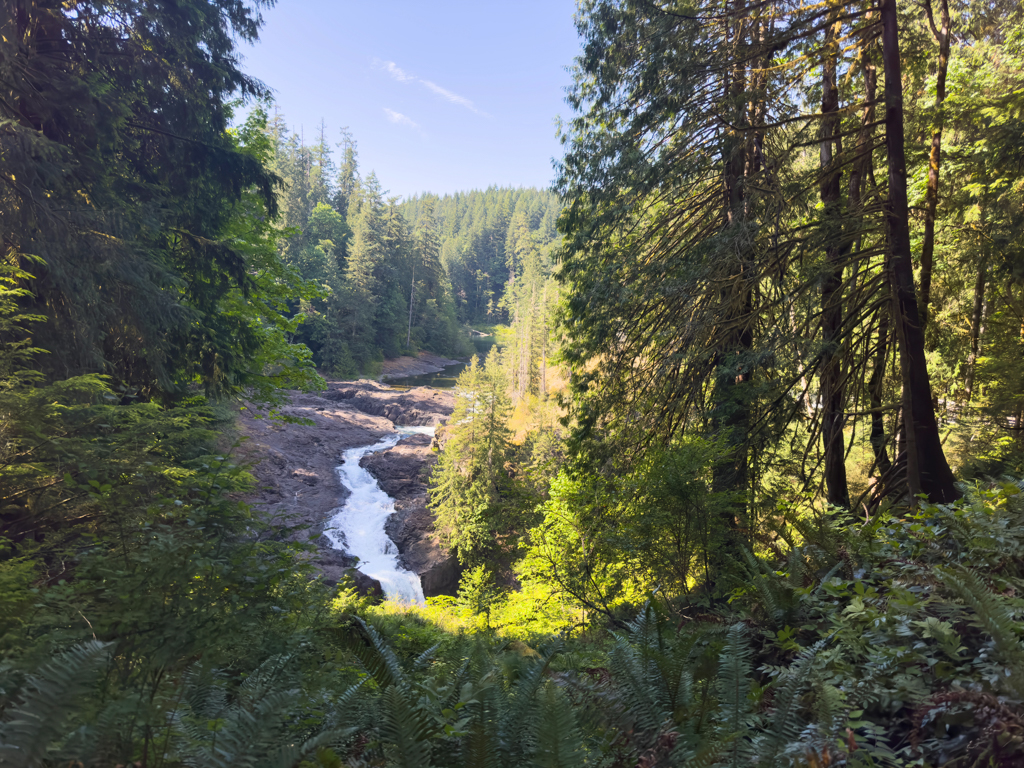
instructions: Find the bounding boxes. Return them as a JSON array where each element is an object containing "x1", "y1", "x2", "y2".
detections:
[{"x1": 265, "y1": 113, "x2": 562, "y2": 376}]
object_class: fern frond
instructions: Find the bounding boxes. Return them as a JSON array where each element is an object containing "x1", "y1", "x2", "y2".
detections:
[
  {"x1": 379, "y1": 686, "x2": 434, "y2": 768},
  {"x1": 758, "y1": 640, "x2": 824, "y2": 767},
  {"x1": 332, "y1": 678, "x2": 368, "y2": 723},
  {"x1": 716, "y1": 623, "x2": 758, "y2": 768},
  {"x1": 260, "y1": 728, "x2": 359, "y2": 768},
  {"x1": 812, "y1": 562, "x2": 844, "y2": 595},
  {"x1": 461, "y1": 682, "x2": 502, "y2": 768},
  {"x1": 623, "y1": 601, "x2": 660, "y2": 654},
  {"x1": 0, "y1": 640, "x2": 110, "y2": 768},
  {"x1": 787, "y1": 547, "x2": 806, "y2": 590},
  {"x1": 675, "y1": 735, "x2": 725, "y2": 768},
  {"x1": 608, "y1": 639, "x2": 665, "y2": 733},
  {"x1": 237, "y1": 654, "x2": 296, "y2": 706},
  {"x1": 813, "y1": 683, "x2": 848, "y2": 744},
  {"x1": 940, "y1": 566, "x2": 1024, "y2": 696},
  {"x1": 341, "y1": 617, "x2": 408, "y2": 691},
  {"x1": 414, "y1": 643, "x2": 442, "y2": 670},
  {"x1": 531, "y1": 682, "x2": 585, "y2": 768},
  {"x1": 500, "y1": 642, "x2": 561, "y2": 764},
  {"x1": 743, "y1": 548, "x2": 783, "y2": 626}
]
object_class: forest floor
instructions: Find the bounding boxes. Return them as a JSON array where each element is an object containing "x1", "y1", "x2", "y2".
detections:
[{"x1": 233, "y1": 380, "x2": 457, "y2": 597}]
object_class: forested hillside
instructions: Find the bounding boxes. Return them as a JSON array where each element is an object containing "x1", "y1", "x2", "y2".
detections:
[
  {"x1": 259, "y1": 115, "x2": 464, "y2": 374},
  {"x1": 259, "y1": 120, "x2": 561, "y2": 373},
  {"x1": 6, "y1": 0, "x2": 1024, "y2": 767},
  {"x1": 401, "y1": 188, "x2": 561, "y2": 323}
]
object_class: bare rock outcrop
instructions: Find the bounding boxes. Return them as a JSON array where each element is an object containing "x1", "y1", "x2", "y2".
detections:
[
  {"x1": 380, "y1": 352, "x2": 463, "y2": 381},
  {"x1": 322, "y1": 380, "x2": 454, "y2": 427},
  {"x1": 237, "y1": 378, "x2": 459, "y2": 599},
  {"x1": 234, "y1": 391, "x2": 394, "y2": 597}
]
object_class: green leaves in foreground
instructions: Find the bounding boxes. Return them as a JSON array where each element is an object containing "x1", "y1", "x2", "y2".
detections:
[{"x1": 0, "y1": 641, "x2": 110, "y2": 768}]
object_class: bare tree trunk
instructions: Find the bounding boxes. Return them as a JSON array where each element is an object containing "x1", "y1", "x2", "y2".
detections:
[
  {"x1": 879, "y1": 0, "x2": 960, "y2": 503},
  {"x1": 964, "y1": 259, "x2": 987, "y2": 404},
  {"x1": 819, "y1": 17, "x2": 850, "y2": 509},
  {"x1": 407, "y1": 261, "x2": 415, "y2": 349},
  {"x1": 540, "y1": 283, "x2": 548, "y2": 399},
  {"x1": 712, "y1": 2, "x2": 752, "y2": 515},
  {"x1": 849, "y1": 19, "x2": 891, "y2": 488},
  {"x1": 868, "y1": 307, "x2": 893, "y2": 477},
  {"x1": 919, "y1": 0, "x2": 952, "y2": 334}
]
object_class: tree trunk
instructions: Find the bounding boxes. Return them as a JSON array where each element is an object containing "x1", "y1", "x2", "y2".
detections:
[
  {"x1": 712, "y1": 1, "x2": 752, "y2": 519},
  {"x1": 919, "y1": 0, "x2": 951, "y2": 335},
  {"x1": 407, "y1": 261, "x2": 415, "y2": 349},
  {"x1": 964, "y1": 259, "x2": 987, "y2": 404},
  {"x1": 540, "y1": 282, "x2": 548, "y2": 399},
  {"x1": 868, "y1": 307, "x2": 893, "y2": 478},
  {"x1": 879, "y1": 0, "x2": 960, "y2": 504},
  {"x1": 819, "y1": 19, "x2": 850, "y2": 510}
]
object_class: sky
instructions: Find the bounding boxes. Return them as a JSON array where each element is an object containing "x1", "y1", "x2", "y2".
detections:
[{"x1": 239, "y1": 0, "x2": 581, "y2": 200}]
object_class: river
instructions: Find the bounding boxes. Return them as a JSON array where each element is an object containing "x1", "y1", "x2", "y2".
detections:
[
  {"x1": 387, "y1": 361, "x2": 467, "y2": 390},
  {"x1": 323, "y1": 426, "x2": 434, "y2": 604}
]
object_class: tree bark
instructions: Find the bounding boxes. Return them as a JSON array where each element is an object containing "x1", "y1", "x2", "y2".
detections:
[
  {"x1": 919, "y1": 0, "x2": 951, "y2": 334},
  {"x1": 868, "y1": 307, "x2": 893, "y2": 478},
  {"x1": 540, "y1": 282, "x2": 548, "y2": 399},
  {"x1": 879, "y1": 0, "x2": 960, "y2": 504},
  {"x1": 407, "y1": 261, "x2": 415, "y2": 349},
  {"x1": 819, "y1": 17, "x2": 850, "y2": 510},
  {"x1": 712, "y1": 2, "x2": 752, "y2": 518},
  {"x1": 964, "y1": 259, "x2": 986, "y2": 404}
]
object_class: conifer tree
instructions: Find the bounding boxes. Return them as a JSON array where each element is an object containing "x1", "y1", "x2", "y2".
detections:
[
  {"x1": 1, "y1": 0, "x2": 294, "y2": 398},
  {"x1": 429, "y1": 351, "x2": 517, "y2": 563}
]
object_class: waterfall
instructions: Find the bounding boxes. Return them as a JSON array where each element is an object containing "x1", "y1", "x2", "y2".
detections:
[{"x1": 323, "y1": 427, "x2": 433, "y2": 603}]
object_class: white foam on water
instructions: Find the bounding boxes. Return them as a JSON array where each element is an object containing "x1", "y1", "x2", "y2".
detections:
[
  {"x1": 396, "y1": 424, "x2": 436, "y2": 436},
  {"x1": 323, "y1": 431, "x2": 428, "y2": 604}
]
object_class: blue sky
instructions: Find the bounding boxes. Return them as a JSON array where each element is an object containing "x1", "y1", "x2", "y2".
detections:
[{"x1": 240, "y1": 0, "x2": 580, "y2": 199}]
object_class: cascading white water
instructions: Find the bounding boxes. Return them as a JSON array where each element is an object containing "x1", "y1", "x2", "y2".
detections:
[{"x1": 324, "y1": 426, "x2": 435, "y2": 604}]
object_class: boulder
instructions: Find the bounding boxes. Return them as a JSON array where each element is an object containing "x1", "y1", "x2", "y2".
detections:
[
  {"x1": 313, "y1": 546, "x2": 384, "y2": 601},
  {"x1": 322, "y1": 382, "x2": 454, "y2": 427},
  {"x1": 420, "y1": 554, "x2": 463, "y2": 597}
]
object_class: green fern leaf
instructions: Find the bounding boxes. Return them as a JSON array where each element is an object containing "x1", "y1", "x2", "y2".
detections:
[
  {"x1": 758, "y1": 640, "x2": 823, "y2": 767},
  {"x1": 338, "y1": 618, "x2": 408, "y2": 691},
  {"x1": 0, "y1": 640, "x2": 110, "y2": 768},
  {"x1": 530, "y1": 683, "x2": 585, "y2": 768},
  {"x1": 379, "y1": 686, "x2": 434, "y2": 768}
]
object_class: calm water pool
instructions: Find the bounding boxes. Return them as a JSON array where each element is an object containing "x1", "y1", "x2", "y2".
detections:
[{"x1": 388, "y1": 361, "x2": 468, "y2": 390}]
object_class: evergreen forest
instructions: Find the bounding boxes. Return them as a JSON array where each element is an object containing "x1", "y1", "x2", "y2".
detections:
[{"x1": 4, "y1": 1, "x2": 1024, "y2": 767}]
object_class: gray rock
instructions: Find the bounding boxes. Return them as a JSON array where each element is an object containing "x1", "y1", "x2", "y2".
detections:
[
  {"x1": 420, "y1": 555, "x2": 463, "y2": 597},
  {"x1": 238, "y1": 377, "x2": 456, "y2": 596}
]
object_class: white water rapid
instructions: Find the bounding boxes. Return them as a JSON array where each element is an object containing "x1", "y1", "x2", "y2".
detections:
[{"x1": 324, "y1": 426, "x2": 435, "y2": 604}]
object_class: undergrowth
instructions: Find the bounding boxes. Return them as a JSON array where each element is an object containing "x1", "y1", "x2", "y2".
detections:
[{"x1": 9, "y1": 480, "x2": 1024, "y2": 767}]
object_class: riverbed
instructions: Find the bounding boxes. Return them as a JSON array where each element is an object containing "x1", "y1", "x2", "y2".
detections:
[
  {"x1": 322, "y1": 426, "x2": 434, "y2": 604},
  {"x1": 236, "y1": 380, "x2": 457, "y2": 598}
]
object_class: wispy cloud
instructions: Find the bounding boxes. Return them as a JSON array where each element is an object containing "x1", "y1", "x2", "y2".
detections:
[
  {"x1": 383, "y1": 108, "x2": 418, "y2": 128},
  {"x1": 382, "y1": 61, "x2": 414, "y2": 83},
  {"x1": 420, "y1": 80, "x2": 486, "y2": 114},
  {"x1": 374, "y1": 58, "x2": 489, "y2": 117}
]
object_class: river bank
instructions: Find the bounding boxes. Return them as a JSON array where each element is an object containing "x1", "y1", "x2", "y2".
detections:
[
  {"x1": 235, "y1": 379, "x2": 458, "y2": 599},
  {"x1": 379, "y1": 351, "x2": 464, "y2": 381}
]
